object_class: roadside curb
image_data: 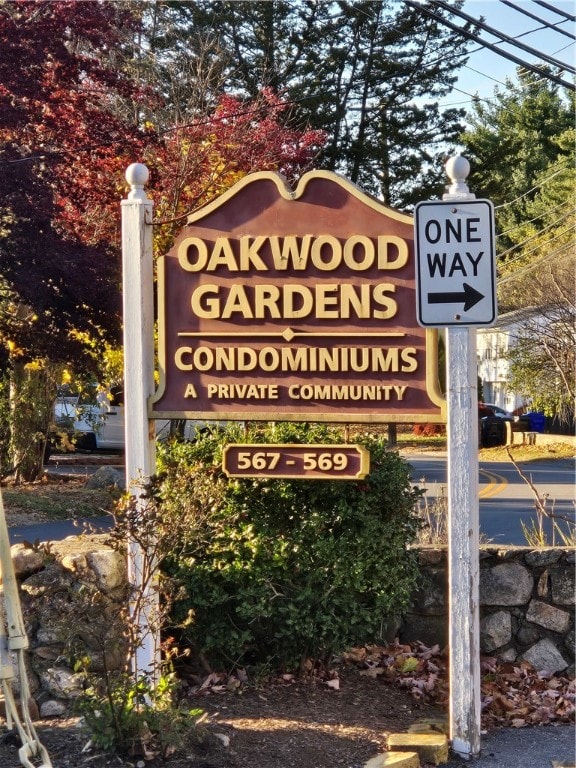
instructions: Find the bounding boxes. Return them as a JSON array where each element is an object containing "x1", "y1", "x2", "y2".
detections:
[{"x1": 46, "y1": 453, "x2": 124, "y2": 466}]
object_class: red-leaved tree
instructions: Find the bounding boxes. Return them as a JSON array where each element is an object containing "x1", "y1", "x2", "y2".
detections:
[
  {"x1": 0, "y1": 1, "x2": 325, "y2": 479},
  {"x1": 147, "y1": 89, "x2": 326, "y2": 252}
]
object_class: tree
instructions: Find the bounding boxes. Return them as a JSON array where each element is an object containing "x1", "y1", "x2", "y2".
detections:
[
  {"x1": 0, "y1": 2, "x2": 152, "y2": 355},
  {"x1": 136, "y1": 0, "x2": 473, "y2": 207},
  {"x1": 460, "y1": 68, "x2": 574, "y2": 246},
  {"x1": 498, "y1": 132, "x2": 575, "y2": 423},
  {"x1": 0, "y1": 1, "x2": 325, "y2": 479},
  {"x1": 460, "y1": 71, "x2": 575, "y2": 423},
  {"x1": 0, "y1": 1, "x2": 151, "y2": 479},
  {"x1": 505, "y1": 302, "x2": 575, "y2": 424},
  {"x1": 146, "y1": 90, "x2": 325, "y2": 253}
]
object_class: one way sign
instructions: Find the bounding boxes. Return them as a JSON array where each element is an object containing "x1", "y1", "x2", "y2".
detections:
[{"x1": 414, "y1": 199, "x2": 497, "y2": 327}]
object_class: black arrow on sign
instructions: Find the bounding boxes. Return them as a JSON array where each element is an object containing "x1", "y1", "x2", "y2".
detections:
[{"x1": 428, "y1": 282, "x2": 484, "y2": 311}]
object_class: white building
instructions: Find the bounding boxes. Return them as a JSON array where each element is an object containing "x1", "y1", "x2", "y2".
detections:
[{"x1": 476, "y1": 307, "x2": 541, "y2": 414}]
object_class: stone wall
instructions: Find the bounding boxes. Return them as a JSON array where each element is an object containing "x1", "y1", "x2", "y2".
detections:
[
  {"x1": 8, "y1": 535, "x2": 126, "y2": 718},
  {"x1": 3, "y1": 540, "x2": 574, "y2": 715},
  {"x1": 400, "y1": 546, "x2": 575, "y2": 675}
]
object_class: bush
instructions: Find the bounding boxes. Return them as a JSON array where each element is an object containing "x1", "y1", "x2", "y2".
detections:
[{"x1": 155, "y1": 422, "x2": 422, "y2": 671}]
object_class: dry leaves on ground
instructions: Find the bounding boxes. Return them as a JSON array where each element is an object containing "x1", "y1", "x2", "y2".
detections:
[
  {"x1": 331, "y1": 640, "x2": 575, "y2": 729},
  {"x1": 186, "y1": 639, "x2": 574, "y2": 732},
  {"x1": 0, "y1": 641, "x2": 573, "y2": 768}
]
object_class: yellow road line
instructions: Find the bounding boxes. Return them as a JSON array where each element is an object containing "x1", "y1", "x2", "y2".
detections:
[{"x1": 480, "y1": 469, "x2": 508, "y2": 498}]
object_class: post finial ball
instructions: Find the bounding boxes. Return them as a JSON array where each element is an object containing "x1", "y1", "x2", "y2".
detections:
[
  {"x1": 126, "y1": 163, "x2": 149, "y2": 187},
  {"x1": 445, "y1": 154, "x2": 470, "y2": 184},
  {"x1": 443, "y1": 154, "x2": 474, "y2": 200},
  {"x1": 125, "y1": 163, "x2": 150, "y2": 201}
]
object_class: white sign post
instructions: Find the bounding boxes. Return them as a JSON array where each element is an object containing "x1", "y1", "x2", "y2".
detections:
[
  {"x1": 415, "y1": 155, "x2": 496, "y2": 759},
  {"x1": 121, "y1": 163, "x2": 159, "y2": 681}
]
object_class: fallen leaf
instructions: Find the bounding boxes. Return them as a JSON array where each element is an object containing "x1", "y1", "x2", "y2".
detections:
[{"x1": 360, "y1": 667, "x2": 385, "y2": 678}]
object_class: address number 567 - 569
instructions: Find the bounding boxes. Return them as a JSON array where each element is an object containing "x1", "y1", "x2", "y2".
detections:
[{"x1": 223, "y1": 444, "x2": 370, "y2": 480}]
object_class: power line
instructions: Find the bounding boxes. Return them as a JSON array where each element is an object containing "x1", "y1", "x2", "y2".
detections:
[
  {"x1": 494, "y1": 163, "x2": 572, "y2": 210},
  {"x1": 0, "y1": 95, "x2": 323, "y2": 167},
  {"x1": 438, "y1": 53, "x2": 566, "y2": 108},
  {"x1": 2, "y1": 3, "x2": 573, "y2": 168},
  {"x1": 497, "y1": 241, "x2": 573, "y2": 284},
  {"x1": 403, "y1": 0, "x2": 575, "y2": 91},
  {"x1": 497, "y1": 199, "x2": 573, "y2": 238},
  {"x1": 433, "y1": 3, "x2": 573, "y2": 105},
  {"x1": 500, "y1": 0, "x2": 576, "y2": 41},
  {"x1": 427, "y1": 0, "x2": 575, "y2": 74},
  {"x1": 532, "y1": 0, "x2": 576, "y2": 23},
  {"x1": 497, "y1": 214, "x2": 574, "y2": 260}
]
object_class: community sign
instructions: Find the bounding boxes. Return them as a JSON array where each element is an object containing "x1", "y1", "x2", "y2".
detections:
[{"x1": 150, "y1": 170, "x2": 445, "y2": 424}]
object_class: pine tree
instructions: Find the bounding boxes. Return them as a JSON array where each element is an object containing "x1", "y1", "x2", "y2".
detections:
[
  {"x1": 143, "y1": 0, "x2": 472, "y2": 207},
  {"x1": 461, "y1": 68, "x2": 574, "y2": 243},
  {"x1": 461, "y1": 70, "x2": 575, "y2": 423}
]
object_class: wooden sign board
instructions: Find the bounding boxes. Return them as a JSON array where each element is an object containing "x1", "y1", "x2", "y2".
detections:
[
  {"x1": 151, "y1": 171, "x2": 445, "y2": 424},
  {"x1": 222, "y1": 443, "x2": 370, "y2": 480}
]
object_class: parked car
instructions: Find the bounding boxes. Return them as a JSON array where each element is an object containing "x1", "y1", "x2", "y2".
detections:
[
  {"x1": 53, "y1": 387, "x2": 226, "y2": 452},
  {"x1": 481, "y1": 403, "x2": 514, "y2": 421},
  {"x1": 478, "y1": 403, "x2": 508, "y2": 447},
  {"x1": 478, "y1": 403, "x2": 496, "y2": 419}
]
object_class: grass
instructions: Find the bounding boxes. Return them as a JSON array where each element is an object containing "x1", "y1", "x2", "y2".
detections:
[
  {"x1": 392, "y1": 426, "x2": 574, "y2": 463},
  {"x1": 479, "y1": 441, "x2": 575, "y2": 462},
  {"x1": 395, "y1": 434, "x2": 447, "y2": 451},
  {"x1": 2, "y1": 479, "x2": 118, "y2": 521}
]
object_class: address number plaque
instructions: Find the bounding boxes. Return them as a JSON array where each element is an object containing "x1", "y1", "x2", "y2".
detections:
[{"x1": 222, "y1": 444, "x2": 370, "y2": 480}]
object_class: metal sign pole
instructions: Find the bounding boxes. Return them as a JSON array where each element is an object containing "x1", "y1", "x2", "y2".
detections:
[
  {"x1": 443, "y1": 156, "x2": 481, "y2": 758},
  {"x1": 121, "y1": 163, "x2": 159, "y2": 680}
]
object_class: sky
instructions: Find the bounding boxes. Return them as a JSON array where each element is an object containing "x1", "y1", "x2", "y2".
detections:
[{"x1": 438, "y1": 0, "x2": 575, "y2": 111}]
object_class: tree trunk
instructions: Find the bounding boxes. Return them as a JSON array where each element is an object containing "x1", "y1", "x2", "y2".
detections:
[{"x1": 9, "y1": 360, "x2": 59, "y2": 482}]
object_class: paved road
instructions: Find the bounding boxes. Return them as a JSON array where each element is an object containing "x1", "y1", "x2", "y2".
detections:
[
  {"x1": 407, "y1": 453, "x2": 575, "y2": 545},
  {"x1": 443, "y1": 724, "x2": 575, "y2": 767},
  {"x1": 8, "y1": 453, "x2": 575, "y2": 545},
  {"x1": 9, "y1": 515, "x2": 114, "y2": 545},
  {"x1": 7, "y1": 457, "x2": 118, "y2": 544}
]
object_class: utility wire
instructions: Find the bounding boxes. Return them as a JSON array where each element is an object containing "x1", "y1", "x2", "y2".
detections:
[
  {"x1": 497, "y1": 221, "x2": 574, "y2": 263},
  {"x1": 532, "y1": 0, "x2": 576, "y2": 22},
  {"x1": 497, "y1": 217, "x2": 574, "y2": 261},
  {"x1": 500, "y1": 0, "x2": 576, "y2": 40},
  {"x1": 427, "y1": 0, "x2": 575, "y2": 73},
  {"x1": 403, "y1": 0, "x2": 575, "y2": 91},
  {"x1": 497, "y1": 241, "x2": 573, "y2": 284},
  {"x1": 494, "y1": 164, "x2": 572, "y2": 210},
  {"x1": 1, "y1": 3, "x2": 573, "y2": 166},
  {"x1": 497, "y1": 199, "x2": 573, "y2": 238}
]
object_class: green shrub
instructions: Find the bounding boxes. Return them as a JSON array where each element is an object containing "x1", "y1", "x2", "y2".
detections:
[
  {"x1": 156, "y1": 422, "x2": 422, "y2": 671},
  {"x1": 79, "y1": 670, "x2": 204, "y2": 758}
]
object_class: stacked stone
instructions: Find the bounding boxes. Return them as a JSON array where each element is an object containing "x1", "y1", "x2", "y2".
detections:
[
  {"x1": 401, "y1": 546, "x2": 574, "y2": 674},
  {"x1": 2, "y1": 540, "x2": 574, "y2": 717},
  {"x1": 7, "y1": 536, "x2": 127, "y2": 717}
]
